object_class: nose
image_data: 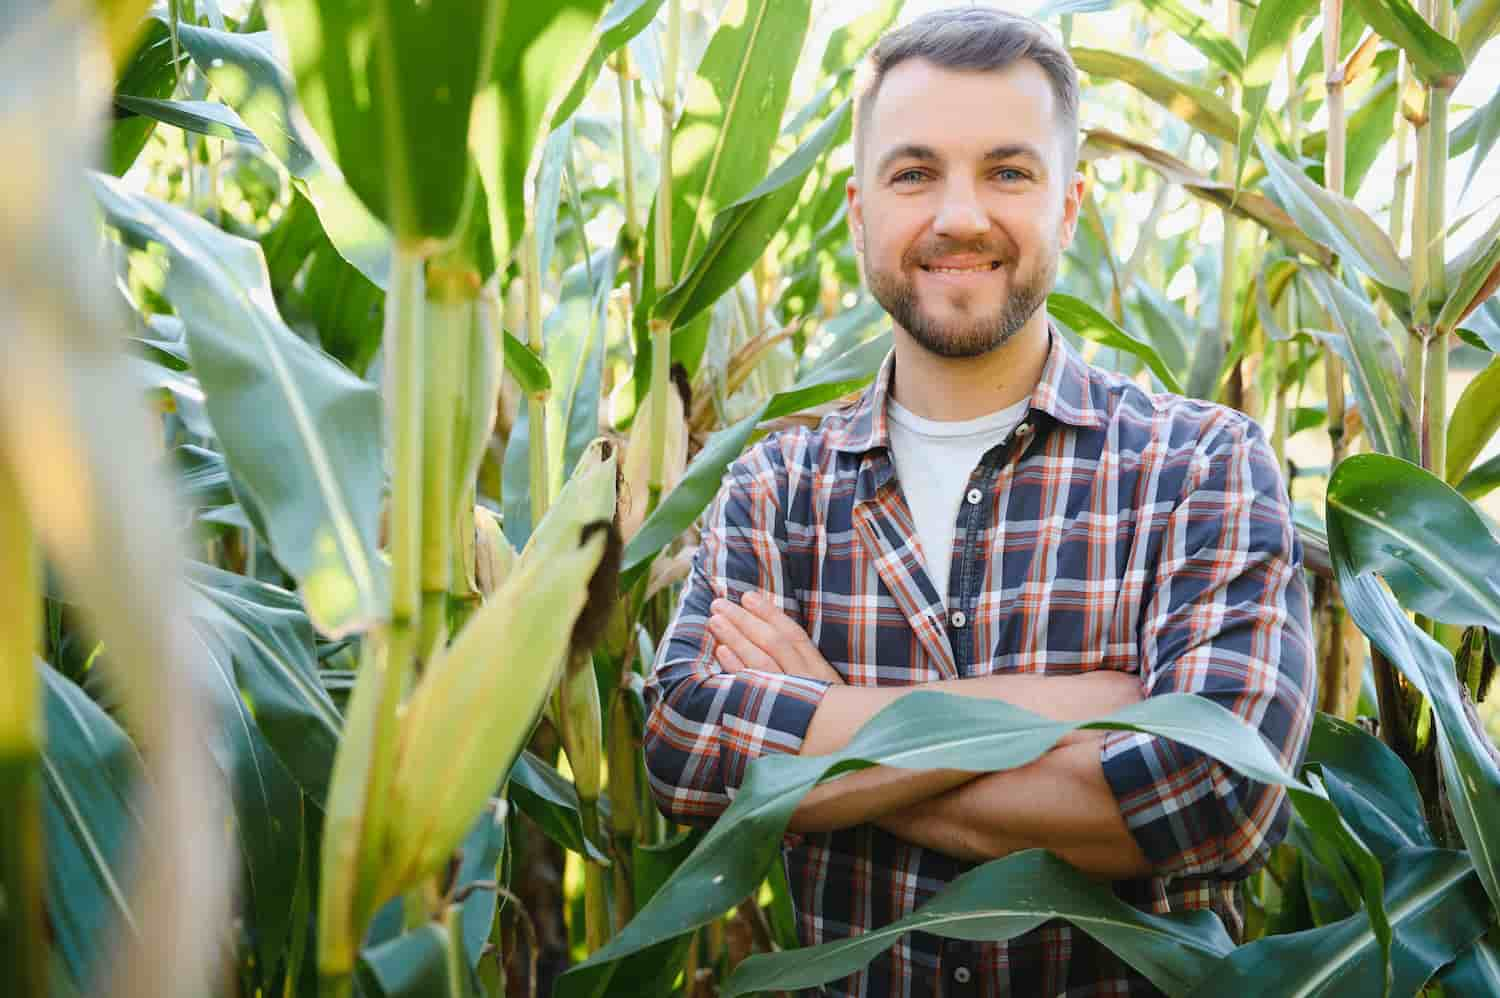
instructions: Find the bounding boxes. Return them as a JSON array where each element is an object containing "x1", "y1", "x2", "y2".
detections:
[{"x1": 932, "y1": 178, "x2": 990, "y2": 241}]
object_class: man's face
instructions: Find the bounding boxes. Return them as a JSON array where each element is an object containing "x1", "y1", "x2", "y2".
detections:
[{"x1": 847, "y1": 58, "x2": 1083, "y2": 358}]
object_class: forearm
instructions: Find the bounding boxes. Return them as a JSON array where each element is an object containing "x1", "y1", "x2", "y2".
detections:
[
  {"x1": 790, "y1": 670, "x2": 1143, "y2": 833},
  {"x1": 875, "y1": 738, "x2": 1153, "y2": 880}
]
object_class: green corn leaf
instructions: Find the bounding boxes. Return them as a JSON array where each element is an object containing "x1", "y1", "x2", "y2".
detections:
[
  {"x1": 1132, "y1": 0, "x2": 1244, "y2": 77},
  {"x1": 471, "y1": 1, "x2": 610, "y2": 277},
  {"x1": 112, "y1": 95, "x2": 264, "y2": 150},
  {"x1": 1186, "y1": 848, "x2": 1490, "y2": 996},
  {"x1": 1459, "y1": 82, "x2": 1500, "y2": 198},
  {"x1": 107, "y1": 18, "x2": 178, "y2": 175},
  {"x1": 1048, "y1": 293, "x2": 1184, "y2": 393},
  {"x1": 1258, "y1": 141, "x2": 1409, "y2": 294},
  {"x1": 559, "y1": 692, "x2": 1304, "y2": 997},
  {"x1": 40, "y1": 665, "x2": 143, "y2": 991},
  {"x1": 1457, "y1": 450, "x2": 1500, "y2": 501},
  {"x1": 656, "y1": 101, "x2": 850, "y2": 330},
  {"x1": 92, "y1": 175, "x2": 387, "y2": 638},
  {"x1": 1436, "y1": 209, "x2": 1500, "y2": 337},
  {"x1": 1300, "y1": 270, "x2": 1420, "y2": 463},
  {"x1": 1458, "y1": 0, "x2": 1500, "y2": 61},
  {"x1": 1327, "y1": 453, "x2": 1500, "y2": 911},
  {"x1": 1349, "y1": 0, "x2": 1466, "y2": 87},
  {"x1": 1439, "y1": 937, "x2": 1500, "y2": 994},
  {"x1": 1071, "y1": 48, "x2": 1238, "y2": 144},
  {"x1": 620, "y1": 332, "x2": 890, "y2": 588},
  {"x1": 723, "y1": 850, "x2": 1234, "y2": 997},
  {"x1": 509, "y1": 751, "x2": 611, "y2": 863},
  {"x1": 551, "y1": 0, "x2": 669, "y2": 131},
  {"x1": 1445, "y1": 355, "x2": 1500, "y2": 484},
  {"x1": 1304, "y1": 713, "x2": 1434, "y2": 863},
  {"x1": 175, "y1": 23, "x2": 391, "y2": 288},
  {"x1": 272, "y1": 0, "x2": 500, "y2": 244},
  {"x1": 502, "y1": 331, "x2": 553, "y2": 398},
  {"x1": 1234, "y1": 0, "x2": 1315, "y2": 191}
]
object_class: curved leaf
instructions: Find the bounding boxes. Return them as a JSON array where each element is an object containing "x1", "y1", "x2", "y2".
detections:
[
  {"x1": 619, "y1": 332, "x2": 890, "y2": 588},
  {"x1": 108, "y1": 18, "x2": 178, "y2": 176},
  {"x1": 176, "y1": 23, "x2": 391, "y2": 287},
  {"x1": 559, "y1": 691, "x2": 1304, "y2": 997},
  {"x1": 112, "y1": 95, "x2": 264, "y2": 150},
  {"x1": 656, "y1": 101, "x2": 850, "y2": 330},
  {"x1": 40, "y1": 665, "x2": 143, "y2": 991},
  {"x1": 1328, "y1": 455, "x2": 1500, "y2": 912},
  {"x1": 723, "y1": 850, "x2": 1234, "y2": 997},
  {"x1": 1186, "y1": 848, "x2": 1490, "y2": 996},
  {"x1": 1048, "y1": 292, "x2": 1184, "y2": 393},
  {"x1": 1439, "y1": 936, "x2": 1500, "y2": 994},
  {"x1": 1235, "y1": 0, "x2": 1315, "y2": 190},
  {"x1": 550, "y1": 0, "x2": 668, "y2": 130},
  {"x1": 1133, "y1": 0, "x2": 1243, "y2": 77},
  {"x1": 1259, "y1": 141, "x2": 1409, "y2": 294},
  {"x1": 1301, "y1": 269, "x2": 1420, "y2": 462},
  {"x1": 509, "y1": 751, "x2": 610, "y2": 863},
  {"x1": 1305, "y1": 713, "x2": 1434, "y2": 863},
  {"x1": 92, "y1": 175, "x2": 387, "y2": 638},
  {"x1": 1445, "y1": 354, "x2": 1500, "y2": 484},
  {"x1": 1349, "y1": 0, "x2": 1466, "y2": 86},
  {"x1": 502, "y1": 331, "x2": 553, "y2": 397},
  {"x1": 185, "y1": 563, "x2": 342, "y2": 804},
  {"x1": 1071, "y1": 48, "x2": 1238, "y2": 144}
]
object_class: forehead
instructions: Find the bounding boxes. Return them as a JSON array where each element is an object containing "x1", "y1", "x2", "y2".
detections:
[{"x1": 866, "y1": 58, "x2": 1062, "y2": 164}]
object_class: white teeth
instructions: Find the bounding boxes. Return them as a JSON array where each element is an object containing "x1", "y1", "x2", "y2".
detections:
[{"x1": 926, "y1": 264, "x2": 996, "y2": 274}]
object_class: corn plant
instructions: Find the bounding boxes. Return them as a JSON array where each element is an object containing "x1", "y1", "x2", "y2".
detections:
[{"x1": 6, "y1": 0, "x2": 1500, "y2": 994}]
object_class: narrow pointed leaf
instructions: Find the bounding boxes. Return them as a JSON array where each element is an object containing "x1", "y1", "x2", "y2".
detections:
[
  {"x1": 92, "y1": 175, "x2": 386, "y2": 638},
  {"x1": 1328, "y1": 453, "x2": 1500, "y2": 910},
  {"x1": 1459, "y1": 84, "x2": 1500, "y2": 198},
  {"x1": 1301, "y1": 269, "x2": 1420, "y2": 462},
  {"x1": 1458, "y1": 0, "x2": 1500, "y2": 61},
  {"x1": 1187, "y1": 849, "x2": 1490, "y2": 996},
  {"x1": 1071, "y1": 48, "x2": 1238, "y2": 144},
  {"x1": 724, "y1": 850, "x2": 1234, "y2": 997},
  {"x1": 550, "y1": 0, "x2": 669, "y2": 130},
  {"x1": 620, "y1": 333, "x2": 890, "y2": 587},
  {"x1": 175, "y1": 23, "x2": 391, "y2": 287},
  {"x1": 185, "y1": 563, "x2": 342, "y2": 804},
  {"x1": 1305, "y1": 713, "x2": 1434, "y2": 862},
  {"x1": 509, "y1": 751, "x2": 611, "y2": 862},
  {"x1": 112, "y1": 95, "x2": 265, "y2": 150},
  {"x1": 502, "y1": 331, "x2": 553, "y2": 397},
  {"x1": 656, "y1": 101, "x2": 850, "y2": 330},
  {"x1": 1259, "y1": 141, "x2": 1408, "y2": 293},
  {"x1": 472, "y1": 1, "x2": 610, "y2": 276},
  {"x1": 1133, "y1": 0, "x2": 1243, "y2": 77},
  {"x1": 1235, "y1": 0, "x2": 1315, "y2": 190},
  {"x1": 107, "y1": 18, "x2": 178, "y2": 175},
  {"x1": 1437, "y1": 211, "x2": 1500, "y2": 336},
  {"x1": 1439, "y1": 937, "x2": 1500, "y2": 994},
  {"x1": 39, "y1": 665, "x2": 143, "y2": 991},
  {"x1": 1048, "y1": 293, "x2": 1183, "y2": 392},
  {"x1": 1445, "y1": 355, "x2": 1500, "y2": 484},
  {"x1": 1349, "y1": 0, "x2": 1466, "y2": 86},
  {"x1": 559, "y1": 692, "x2": 1304, "y2": 997}
]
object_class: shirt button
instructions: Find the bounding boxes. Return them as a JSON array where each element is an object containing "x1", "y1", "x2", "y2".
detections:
[
  {"x1": 1015, "y1": 422, "x2": 1033, "y2": 438},
  {"x1": 965, "y1": 487, "x2": 982, "y2": 505},
  {"x1": 953, "y1": 966, "x2": 972, "y2": 984},
  {"x1": 950, "y1": 610, "x2": 967, "y2": 628}
]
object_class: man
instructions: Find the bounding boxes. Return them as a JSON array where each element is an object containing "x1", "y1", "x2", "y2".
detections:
[{"x1": 642, "y1": 7, "x2": 1315, "y2": 996}]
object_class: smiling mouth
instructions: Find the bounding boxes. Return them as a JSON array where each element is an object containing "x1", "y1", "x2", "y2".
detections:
[{"x1": 920, "y1": 261, "x2": 1002, "y2": 274}]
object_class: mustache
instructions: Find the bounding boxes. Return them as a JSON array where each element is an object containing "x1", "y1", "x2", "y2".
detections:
[{"x1": 906, "y1": 240, "x2": 1015, "y2": 266}]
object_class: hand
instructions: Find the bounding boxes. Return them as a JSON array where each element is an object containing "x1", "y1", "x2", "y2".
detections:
[{"x1": 707, "y1": 591, "x2": 845, "y2": 685}]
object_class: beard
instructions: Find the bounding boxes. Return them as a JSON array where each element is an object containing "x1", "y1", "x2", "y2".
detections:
[{"x1": 866, "y1": 240, "x2": 1057, "y2": 359}]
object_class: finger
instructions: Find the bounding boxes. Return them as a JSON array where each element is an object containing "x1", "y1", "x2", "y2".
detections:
[
  {"x1": 714, "y1": 643, "x2": 750, "y2": 673},
  {"x1": 712, "y1": 595, "x2": 783, "y2": 653},
  {"x1": 741, "y1": 592, "x2": 844, "y2": 684},
  {"x1": 707, "y1": 612, "x2": 782, "y2": 673}
]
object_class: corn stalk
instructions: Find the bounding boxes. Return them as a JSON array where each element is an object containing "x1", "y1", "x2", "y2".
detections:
[
  {"x1": 0, "y1": 456, "x2": 44, "y2": 998},
  {"x1": 647, "y1": 0, "x2": 682, "y2": 515},
  {"x1": 1217, "y1": 0, "x2": 1244, "y2": 412}
]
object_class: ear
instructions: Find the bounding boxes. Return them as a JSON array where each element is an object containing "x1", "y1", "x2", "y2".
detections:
[
  {"x1": 1058, "y1": 169, "x2": 1085, "y2": 251},
  {"x1": 846, "y1": 173, "x2": 864, "y2": 254}
]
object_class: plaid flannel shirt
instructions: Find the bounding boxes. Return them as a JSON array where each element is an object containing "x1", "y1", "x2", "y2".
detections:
[{"x1": 643, "y1": 326, "x2": 1316, "y2": 997}]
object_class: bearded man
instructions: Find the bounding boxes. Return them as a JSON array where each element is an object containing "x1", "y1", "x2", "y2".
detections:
[{"x1": 642, "y1": 7, "x2": 1315, "y2": 996}]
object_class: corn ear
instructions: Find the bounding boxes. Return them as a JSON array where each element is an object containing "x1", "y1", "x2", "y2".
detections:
[
  {"x1": 621, "y1": 384, "x2": 687, "y2": 540},
  {"x1": 557, "y1": 650, "x2": 605, "y2": 838},
  {"x1": 383, "y1": 443, "x2": 617, "y2": 890}
]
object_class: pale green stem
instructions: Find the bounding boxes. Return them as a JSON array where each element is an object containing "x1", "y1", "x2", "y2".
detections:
[
  {"x1": 524, "y1": 226, "x2": 551, "y2": 528},
  {"x1": 419, "y1": 274, "x2": 471, "y2": 662},
  {"x1": 364, "y1": 245, "x2": 426, "y2": 909},
  {"x1": 1322, "y1": 0, "x2": 1349, "y2": 473},
  {"x1": 615, "y1": 48, "x2": 642, "y2": 301},
  {"x1": 647, "y1": 0, "x2": 682, "y2": 514},
  {"x1": 1217, "y1": 0, "x2": 1242, "y2": 409},
  {"x1": 444, "y1": 903, "x2": 468, "y2": 998},
  {"x1": 1422, "y1": 85, "x2": 1452, "y2": 479},
  {"x1": 0, "y1": 457, "x2": 45, "y2": 998}
]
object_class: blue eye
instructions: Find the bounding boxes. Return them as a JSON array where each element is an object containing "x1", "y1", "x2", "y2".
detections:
[
  {"x1": 892, "y1": 169, "x2": 926, "y2": 184},
  {"x1": 996, "y1": 168, "x2": 1026, "y2": 181}
]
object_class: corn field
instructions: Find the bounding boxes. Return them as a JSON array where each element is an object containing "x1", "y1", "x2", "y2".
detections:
[{"x1": 2, "y1": 0, "x2": 1500, "y2": 994}]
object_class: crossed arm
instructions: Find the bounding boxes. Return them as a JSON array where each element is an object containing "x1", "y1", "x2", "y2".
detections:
[{"x1": 705, "y1": 590, "x2": 1155, "y2": 879}]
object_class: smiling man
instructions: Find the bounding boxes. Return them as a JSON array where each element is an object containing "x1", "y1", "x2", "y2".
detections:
[{"x1": 643, "y1": 8, "x2": 1315, "y2": 996}]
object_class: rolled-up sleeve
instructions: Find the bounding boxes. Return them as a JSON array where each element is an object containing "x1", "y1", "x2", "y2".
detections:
[
  {"x1": 1099, "y1": 417, "x2": 1316, "y2": 880},
  {"x1": 642, "y1": 438, "x2": 832, "y2": 826}
]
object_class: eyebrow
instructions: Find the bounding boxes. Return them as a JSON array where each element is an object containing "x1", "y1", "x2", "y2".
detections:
[{"x1": 875, "y1": 142, "x2": 1048, "y2": 176}]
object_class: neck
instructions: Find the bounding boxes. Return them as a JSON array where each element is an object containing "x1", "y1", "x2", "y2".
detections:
[{"x1": 888, "y1": 309, "x2": 1051, "y2": 421}]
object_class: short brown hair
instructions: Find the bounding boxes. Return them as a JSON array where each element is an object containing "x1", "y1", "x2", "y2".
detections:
[{"x1": 854, "y1": 7, "x2": 1080, "y2": 177}]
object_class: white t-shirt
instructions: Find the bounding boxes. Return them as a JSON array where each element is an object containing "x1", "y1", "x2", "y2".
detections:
[{"x1": 885, "y1": 394, "x2": 1031, "y2": 606}]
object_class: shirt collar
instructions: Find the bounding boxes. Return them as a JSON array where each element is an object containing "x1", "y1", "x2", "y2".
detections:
[{"x1": 826, "y1": 322, "x2": 1108, "y2": 454}]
